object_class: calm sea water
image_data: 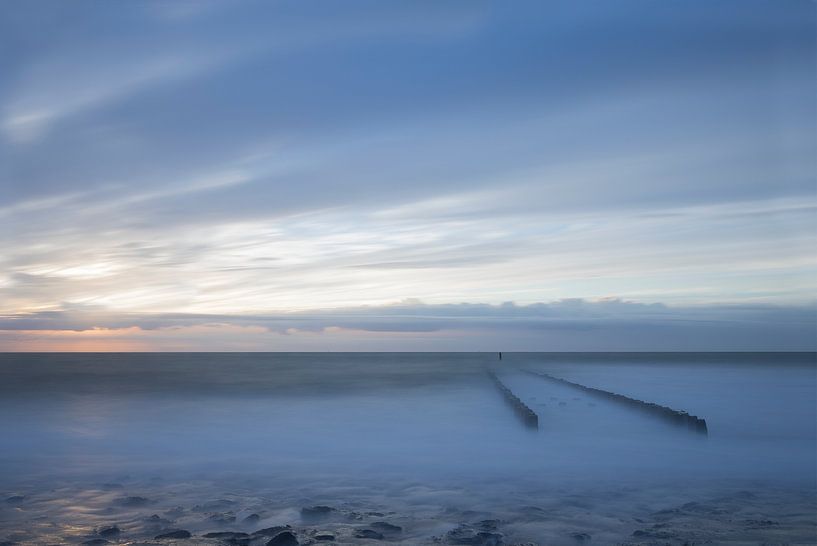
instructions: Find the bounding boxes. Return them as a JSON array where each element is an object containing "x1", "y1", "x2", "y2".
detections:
[{"x1": 0, "y1": 352, "x2": 814, "y2": 544}]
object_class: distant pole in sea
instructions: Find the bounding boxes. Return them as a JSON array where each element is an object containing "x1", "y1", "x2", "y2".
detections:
[{"x1": 499, "y1": 352, "x2": 502, "y2": 360}]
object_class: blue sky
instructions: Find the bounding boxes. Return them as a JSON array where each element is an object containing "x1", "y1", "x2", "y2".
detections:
[{"x1": 0, "y1": 0, "x2": 814, "y2": 350}]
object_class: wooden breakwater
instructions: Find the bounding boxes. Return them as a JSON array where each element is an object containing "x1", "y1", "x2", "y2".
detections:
[
  {"x1": 523, "y1": 370, "x2": 707, "y2": 435},
  {"x1": 488, "y1": 372, "x2": 539, "y2": 429}
]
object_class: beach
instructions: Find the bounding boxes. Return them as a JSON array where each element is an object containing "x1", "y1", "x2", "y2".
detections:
[{"x1": 1, "y1": 353, "x2": 815, "y2": 545}]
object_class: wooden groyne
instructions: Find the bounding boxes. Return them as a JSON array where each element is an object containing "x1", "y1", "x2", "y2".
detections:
[
  {"x1": 488, "y1": 372, "x2": 539, "y2": 429},
  {"x1": 523, "y1": 370, "x2": 707, "y2": 435}
]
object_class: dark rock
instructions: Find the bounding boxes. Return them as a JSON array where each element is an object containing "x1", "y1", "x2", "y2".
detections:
[
  {"x1": 144, "y1": 514, "x2": 173, "y2": 526},
  {"x1": 155, "y1": 529, "x2": 192, "y2": 539},
  {"x1": 97, "y1": 526, "x2": 120, "y2": 538},
  {"x1": 82, "y1": 540, "x2": 111, "y2": 546},
  {"x1": 314, "y1": 534, "x2": 335, "y2": 541},
  {"x1": 203, "y1": 532, "x2": 250, "y2": 539},
  {"x1": 266, "y1": 531, "x2": 299, "y2": 546},
  {"x1": 116, "y1": 496, "x2": 150, "y2": 507},
  {"x1": 371, "y1": 521, "x2": 402, "y2": 534},
  {"x1": 477, "y1": 520, "x2": 499, "y2": 531},
  {"x1": 570, "y1": 532, "x2": 591, "y2": 542},
  {"x1": 301, "y1": 506, "x2": 335, "y2": 521},
  {"x1": 445, "y1": 525, "x2": 503, "y2": 545},
  {"x1": 204, "y1": 531, "x2": 251, "y2": 544},
  {"x1": 253, "y1": 526, "x2": 292, "y2": 537},
  {"x1": 5, "y1": 496, "x2": 24, "y2": 504},
  {"x1": 355, "y1": 529, "x2": 384, "y2": 540},
  {"x1": 242, "y1": 513, "x2": 261, "y2": 524}
]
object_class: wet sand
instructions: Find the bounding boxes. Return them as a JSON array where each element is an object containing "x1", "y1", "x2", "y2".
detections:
[{"x1": 2, "y1": 476, "x2": 815, "y2": 545}]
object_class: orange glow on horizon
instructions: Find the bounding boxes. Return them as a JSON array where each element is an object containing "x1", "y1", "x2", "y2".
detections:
[
  {"x1": 1, "y1": 327, "x2": 152, "y2": 352},
  {"x1": 0, "y1": 322, "x2": 451, "y2": 352}
]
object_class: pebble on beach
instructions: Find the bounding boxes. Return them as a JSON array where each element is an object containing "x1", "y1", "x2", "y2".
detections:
[
  {"x1": 266, "y1": 530, "x2": 299, "y2": 546},
  {"x1": 154, "y1": 529, "x2": 192, "y2": 539}
]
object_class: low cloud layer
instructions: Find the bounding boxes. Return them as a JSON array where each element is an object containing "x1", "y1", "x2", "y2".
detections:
[{"x1": 1, "y1": 299, "x2": 813, "y2": 352}]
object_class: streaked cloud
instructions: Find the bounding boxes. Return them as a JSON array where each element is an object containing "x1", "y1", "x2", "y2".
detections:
[{"x1": 0, "y1": 0, "x2": 814, "y2": 350}]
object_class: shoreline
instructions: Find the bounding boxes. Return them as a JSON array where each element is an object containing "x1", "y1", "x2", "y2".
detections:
[{"x1": 2, "y1": 478, "x2": 815, "y2": 545}]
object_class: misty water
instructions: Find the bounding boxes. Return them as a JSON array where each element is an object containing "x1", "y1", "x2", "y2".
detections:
[{"x1": 0, "y1": 353, "x2": 814, "y2": 545}]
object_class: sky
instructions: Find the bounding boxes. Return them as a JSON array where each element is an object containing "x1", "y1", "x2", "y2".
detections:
[{"x1": 0, "y1": 0, "x2": 815, "y2": 351}]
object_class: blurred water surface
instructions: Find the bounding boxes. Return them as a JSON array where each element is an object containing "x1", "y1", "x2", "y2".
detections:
[
  {"x1": 0, "y1": 353, "x2": 815, "y2": 545},
  {"x1": 1, "y1": 352, "x2": 813, "y2": 488}
]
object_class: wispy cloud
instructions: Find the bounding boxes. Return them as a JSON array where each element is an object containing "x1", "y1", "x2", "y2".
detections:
[
  {"x1": 2, "y1": 51, "x2": 226, "y2": 143},
  {"x1": 1, "y1": 0, "x2": 813, "y2": 350}
]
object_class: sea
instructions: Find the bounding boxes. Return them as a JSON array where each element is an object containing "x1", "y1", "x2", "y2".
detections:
[{"x1": 0, "y1": 352, "x2": 814, "y2": 545}]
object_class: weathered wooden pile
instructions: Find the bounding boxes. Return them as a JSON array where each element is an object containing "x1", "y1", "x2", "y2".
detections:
[
  {"x1": 524, "y1": 370, "x2": 708, "y2": 435},
  {"x1": 488, "y1": 371, "x2": 539, "y2": 429}
]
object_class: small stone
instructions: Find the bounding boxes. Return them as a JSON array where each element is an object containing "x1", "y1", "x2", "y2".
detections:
[
  {"x1": 355, "y1": 529, "x2": 384, "y2": 540},
  {"x1": 97, "y1": 525, "x2": 120, "y2": 538},
  {"x1": 445, "y1": 524, "x2": 503, "y2": 545},
  {"x1": 203, "y1": 532, "x2": 250, "y2": 539},
  {"x1": 266, "y1": 531, "x2": 299, "y2": 546},
  {"x1": 242, "y1": 513, "x2": 261, "y2": 524},
  {"x1": 371, "y1": 521, "x2": 402, "y2": 533},
  {"x1": 301, "y1": 506, "x2": 334, "y2": 521},
  {"x1": 155, "y1": 529, "x2": 192, "y2": 539},
  {"x1": 144, "y1": 514, "x2": 173, "y2": 526},
  {"x1": 314, "y1": 534, "x2": 335, "y2": 541},
  {"x1": 253, "y1": 525, "x2": 292, "y2": 537}
]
